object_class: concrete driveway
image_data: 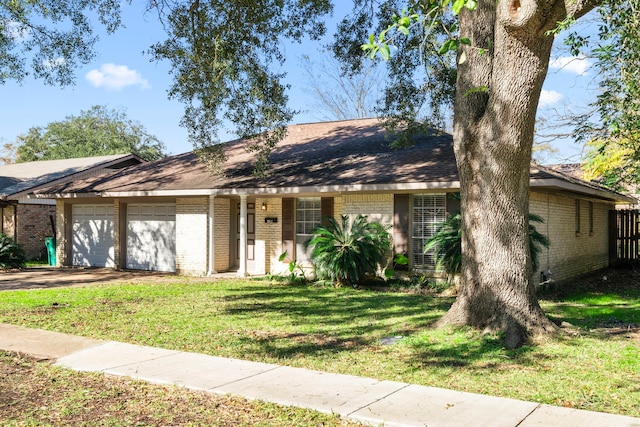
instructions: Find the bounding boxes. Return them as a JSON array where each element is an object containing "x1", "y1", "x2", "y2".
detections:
[{"x1": 0, "y1": 267, "x2": 178, "y2": 291}]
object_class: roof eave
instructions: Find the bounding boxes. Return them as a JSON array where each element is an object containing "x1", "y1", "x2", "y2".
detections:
[
  {"x1": 7, "y1": 153, "x2": 146, "y2": 200},
  {"x1": 530, "y1": 178, "x2": 637, "y2": 204},
  {"x1": 97, "y1": 181, "x2": 463, "y2": 198},
  {"x1": 30, "y1": 192, "x2": 101, "y2": 199}
]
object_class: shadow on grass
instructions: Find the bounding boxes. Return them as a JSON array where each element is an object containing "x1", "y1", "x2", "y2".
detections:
[
  {"x1": 216, "y1": 283, "x2": 450, "y2": 357},
  {"x1": 540, "y1": 267, "x2": 640, "y2": 330}
]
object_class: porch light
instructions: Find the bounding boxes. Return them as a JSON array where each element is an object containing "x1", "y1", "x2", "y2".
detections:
[{"x1": 261, "y1": 202, "x2": 267, "y2": 211}]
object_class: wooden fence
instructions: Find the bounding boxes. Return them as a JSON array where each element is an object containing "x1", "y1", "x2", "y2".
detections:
[{"x1": 610, "y1": 209, "x2": 640, "y2": 264}]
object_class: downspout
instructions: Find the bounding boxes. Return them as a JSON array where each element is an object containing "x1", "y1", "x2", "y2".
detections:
[{"x1": 207, "y1": 195, "x2": 217, "y2": 276}]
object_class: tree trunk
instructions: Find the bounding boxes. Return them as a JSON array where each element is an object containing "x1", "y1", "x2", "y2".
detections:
[{"x1": 438, "y1": 0, "x2": 596, "y2": 348}]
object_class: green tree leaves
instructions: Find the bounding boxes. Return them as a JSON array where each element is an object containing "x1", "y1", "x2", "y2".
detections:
[
  {"x1": 14, "y1": 105, "x2": 166, "y2": 162},
  {"x1": 147, "y1": 0, "x2": 332, "y2": 176},
  {"x1": 0, "y1": 0, "x2": 122, "y2": 86}
]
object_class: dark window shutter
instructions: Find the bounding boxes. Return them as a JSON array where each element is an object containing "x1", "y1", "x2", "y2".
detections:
[
  {"x1": 393, "y1": 194, "x2": 410, "y2": 270},
  {"x1": 320, "y1": 197, "x2": 334, "y2": 226},
  {"x1": 282, "y1": 198, "x2": 294, "y2": 262}
]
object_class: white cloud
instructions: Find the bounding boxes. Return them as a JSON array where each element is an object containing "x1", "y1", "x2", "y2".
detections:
[
  {"x1": 2, "y1": 20, "x2": 31, "y2": 42},
  {"x1": 549, "y1": 55, "x2": 592, "y2": 76},
  {"x1": 539, "y1": 89, "x2": 563, "y2": 107},
  {"x1": 85, "y1": 63, "x2": 150, "y2": 90},
  {"x1": 42, "y1": 57, "x2": 66, "y2": 70}
]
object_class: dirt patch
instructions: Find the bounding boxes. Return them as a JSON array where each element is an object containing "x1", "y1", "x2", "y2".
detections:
[
  {"x1": 0, "y1": 352, "x2": 360, "y2": 426},
  {"x1": 545, "y1": 267, "x2": 640, "y2": 296},
  {"x1": 592, "y1": 324, "x2": 640, "y2": 346}
]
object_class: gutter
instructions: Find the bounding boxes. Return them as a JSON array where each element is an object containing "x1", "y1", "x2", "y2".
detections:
[{"x1": 529, "y1": 178, "x2": 636, "y2": 204}]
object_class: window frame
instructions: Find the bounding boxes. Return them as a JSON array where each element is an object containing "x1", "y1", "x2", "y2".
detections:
[
  {"x1": 295, "y1": 197, "x2": 322, "y2": 263},
  {"x1": 411, "y1": 193, "x2": 447, "y2": 270}
]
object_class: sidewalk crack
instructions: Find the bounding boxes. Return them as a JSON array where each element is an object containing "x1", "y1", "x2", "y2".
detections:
[{"x1": 515, "y1": 404, "x2": 542, "y2": 427}]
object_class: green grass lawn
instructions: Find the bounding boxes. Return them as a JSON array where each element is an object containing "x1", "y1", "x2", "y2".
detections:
[{"x1": 1, "y1": 274, "x2": 639, "y2": 417}]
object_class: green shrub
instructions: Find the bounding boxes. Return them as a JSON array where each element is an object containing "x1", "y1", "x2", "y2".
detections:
[
  {"x1": 424, "y1": 213, "x2": 550, "y2": 277},
  {"x1": 306, "y1": 214, "x2": 391, "y2": 287},
  {"x1": 0, "y1": 233, "x2": 26, "y2": 270}
]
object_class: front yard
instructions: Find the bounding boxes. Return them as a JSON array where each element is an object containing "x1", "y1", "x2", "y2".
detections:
[{"x1": 1, "y1": 268, "x2": 639, "y2": 417}]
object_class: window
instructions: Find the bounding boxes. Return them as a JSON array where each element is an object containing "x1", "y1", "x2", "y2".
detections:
[
  {"x1": 412, "y1": 194, "x2": 447, "y2": 269},
  {"x1": 589, "y1": 201, "x2": 594, "y2": 235},
  {"x1": 296, "y1": 197, "x2": 321, "y2": 262}
]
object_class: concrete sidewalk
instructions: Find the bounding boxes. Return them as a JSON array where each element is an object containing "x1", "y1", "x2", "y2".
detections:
[{"x1": 1, "y1": 323, "x2": 638, "y2": 427}]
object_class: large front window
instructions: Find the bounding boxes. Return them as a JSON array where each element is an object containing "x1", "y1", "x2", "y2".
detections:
[
  {"x1": 296, "y1": 197, "x2": 321, "y2": 262},
  {"x1": 412, "y1": 194, "x2": 447, "y2": 269}
]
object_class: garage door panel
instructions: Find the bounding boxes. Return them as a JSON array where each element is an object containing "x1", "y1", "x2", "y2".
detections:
[
  {"x1": 71, "y1": 205, "x2": 115, "y2": 268},
  {"x1": 126, "y1": 204, "x2": 176, "y2": 272}
]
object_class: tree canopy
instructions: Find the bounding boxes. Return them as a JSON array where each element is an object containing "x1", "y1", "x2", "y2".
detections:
[
  {"x1": 15, "y1": 105, "x2": 166, "y2": 162},
  {"x1": 575, "y1": 3, "x2": 640, "y2": 191},
  {"x1": 0, "y1": 0, "x2": 122, "y2": 86}
]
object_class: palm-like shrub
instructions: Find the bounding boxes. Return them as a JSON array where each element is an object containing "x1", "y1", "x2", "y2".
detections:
[
  {"x1": 306, "y1": 214, "x2": 391, "y2": 286},
  {"x1": 423, "y1": 213, "x2": 463, "y2": 276},
  {"x1": 0, "y1": 233, "x2": 26, "y2": 270},
  {"x1": 424, "y1": 213, "x2": 550, "y2": 277},
  {"x1": 527, "y1": 213, "x2": 550, "y2": 273}
]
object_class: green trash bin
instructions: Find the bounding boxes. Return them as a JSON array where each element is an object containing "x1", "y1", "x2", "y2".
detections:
[{"x1": 44, "y1": 237, "x2": 56, "y2": 266}]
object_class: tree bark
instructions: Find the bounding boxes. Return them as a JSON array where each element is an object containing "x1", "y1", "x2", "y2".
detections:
[{"x1": 438, "y1": 0, "x2": 597, "y2": 348}]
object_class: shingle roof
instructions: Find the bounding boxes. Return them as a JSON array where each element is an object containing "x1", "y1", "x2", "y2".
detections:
[
  {"x1": 0, "y1": 154, "x2": 143, "y2": 199},
  {"x1": 34, "y1": 119, "x2": 635, "y2": 203}
]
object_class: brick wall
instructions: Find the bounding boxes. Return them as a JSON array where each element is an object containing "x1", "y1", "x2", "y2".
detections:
[
  {"x1": 333, "y1": 196, "x2": 343, "y2": 219},
  {"x1": 1, "y1": 205, "x2": 16, "y2": 240},
  {"x1": 175, "y1": 198, "x2": 208, "y2": 275},
  {"x1": 214, "y1": 197, "x2": 231, "y2": 272},
  {"x1": 340, "y1": 193, "x2": 396, "y2": 271},
  {"x1": 254, "y1": 197, "x2": 283, "y2": 275},
  {"x1": 15, "y1": 203, "x2": 57, "y2": 260},
  {"x1": 342, "y1": 193, "x2": 394, "y2": 227},
  {"x1": 530, "y1": 191, "x2": 612, "y2": 283},
  {"x1": 55, "y1": 200, "x2": 68, "y2": 267}
]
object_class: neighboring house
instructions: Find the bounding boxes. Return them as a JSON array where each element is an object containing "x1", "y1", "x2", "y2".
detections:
[
  {"x1": 34, "y1": 119, "x2": 635, "y2": 283},
  {"x1": 0, "y1": 154, "x2": 144, "y2": 259}
]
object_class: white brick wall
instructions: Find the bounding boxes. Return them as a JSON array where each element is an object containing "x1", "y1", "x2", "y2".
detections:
[
  {"x1": 342, "y1": 193, "x2": 394, "y2": 227},
  {"x1": 530, "y1": 191, "x2": 612, "y2": 283},
  {"x1": 214, "y1": 197, "x2": 231, "y2": 272},
  {"x1": 55, "y1": 200, "x2": 66, "y2": 267},
  {"x1": 254, "y1": 197, "x2": 282, "y2": 275}
]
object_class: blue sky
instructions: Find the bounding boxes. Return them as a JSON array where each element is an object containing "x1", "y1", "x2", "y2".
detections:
[{"x1": 1, "y1": 3, "x2": 597, "y2": 162}]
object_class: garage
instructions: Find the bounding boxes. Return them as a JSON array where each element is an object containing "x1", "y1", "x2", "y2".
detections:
[
  {"x1": 126, "y1": 203, "x2": 176, "y2": 272},
  {"x1": 71, "y1": 204, "x2": 115, "y2": 267}
]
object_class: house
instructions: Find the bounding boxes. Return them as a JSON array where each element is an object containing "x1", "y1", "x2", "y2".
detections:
[
  {"x1": 0, "y1": 154, "x2": 144, "y2": 260},
  {"x1": 34, "y1": 118, "x2": 635, "y2": 282}
]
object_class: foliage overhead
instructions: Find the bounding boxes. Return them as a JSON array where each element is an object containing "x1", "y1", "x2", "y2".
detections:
[
  {"x1": 567, "y1": 1, "x2": 640, "y2": 190},
  {"x1": 331, "y1": 0, "x2": 458, "y2": 141},
  {"x1": 306, "y1": 214, "x2": 391, "y2": 287},
  {"x1": 299, "y1": 50, "x2": 381, "y2": 121},
  {"x1": 147, "y1": 0, "x2": 332, "y2": 176},
  {"x1": 15, "y1": 105, "x2": 166, "y2": 162},
  {"x1": 581, "y1": 137, "x2": 638, "y2": 193},
  {"x1": 0, "y1": 0, "x2": 122, "y2": 86}
]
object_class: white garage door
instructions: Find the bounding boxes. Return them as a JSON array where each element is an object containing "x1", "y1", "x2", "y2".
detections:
[
  {"x1": 126, "y1": 203, "x2": 176, "y2": 272},
  {"x1": 72, "y1": 204, "x2": 115, "y2": 268}
]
